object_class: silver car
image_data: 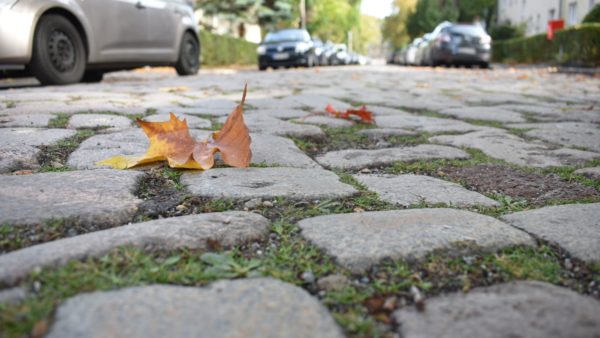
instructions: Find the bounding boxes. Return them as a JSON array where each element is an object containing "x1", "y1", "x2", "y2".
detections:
[{"x1": 0, "y1": 0, "x2": 199, "y2": 85}]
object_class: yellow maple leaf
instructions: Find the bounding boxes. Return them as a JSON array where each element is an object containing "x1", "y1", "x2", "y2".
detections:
[{"x1": 97, "y1": 85, "x2": 251, "y2": 170}]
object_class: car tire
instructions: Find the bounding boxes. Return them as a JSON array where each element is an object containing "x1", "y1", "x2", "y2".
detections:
[
  {"x1": 480, "y1": 62, "x2": 490, "y2": 69},
  {"x1": 175, "y1": 32, "x2": 200, "y2": 76},
  {"x1": 81, "y1": 70, "x2": 104, "y2": 83},
  {"x1": 30, "y1": 14, "x2": 86, "y2": 85},
  {"x1": 259, "y1": 65, "x2": 267, "y2": 71}
]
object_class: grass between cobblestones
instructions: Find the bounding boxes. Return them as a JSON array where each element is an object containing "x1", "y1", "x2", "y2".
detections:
[
  {"x1": 2, "y1": 167, "x2": 599, "y2": 337},
  {"x1": 36, "y1": 130, "x2": 96, "y2": 172},
  {"x1": 1, "y1": 122, "x2": 599, "y2": 337}
]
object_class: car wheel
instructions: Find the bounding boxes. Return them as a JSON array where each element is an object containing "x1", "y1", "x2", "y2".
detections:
[
  {"x1": 81, "y1": 70, "x2": 104, "y2": 83},
  {"x1": 480, "y1": 62, "x2": 490, "y2": 69},
  {"x1": 175, "y1": 32, "x2": 200, "y2": 76},
  {"x1": 30, "y1": 14, "x2": 86, "y2": 85},
  {"x1": 259, "y1": 65, "x2": 267, "y2": 71}
]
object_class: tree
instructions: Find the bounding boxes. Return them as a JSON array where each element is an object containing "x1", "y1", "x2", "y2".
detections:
[
  {"x1": 382, "y1": 0, "x2": 417, "y2": 48},
  {"x1": 305, "y1": 0, "x2": 361, "y2": 43},
  {"x1": 196, "y1": 0, "x2": 296, "y2": 34},
  {"x1": 353, "y1": 15, "x2": 382, "y2": 54},
  {"x1": 455, "y1": 0, "x2": 496, "y2": 28},
  {"x1": 406, "y1": 0, "x2": 458, "y2": 39}
]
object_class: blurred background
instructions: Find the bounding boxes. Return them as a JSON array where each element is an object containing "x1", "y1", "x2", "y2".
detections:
[
  {"x1": 194, "y1": 0, "x2": 599, "y2": 68},
  {"x1": 1, "y1": 0, "x2": 598, "y2": 85}
]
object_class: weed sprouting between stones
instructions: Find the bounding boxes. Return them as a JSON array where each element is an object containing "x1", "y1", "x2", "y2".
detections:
[
  {"x1": 291, "y1": 125, "x2": 429, "y2": 157},
  {"x1": 36, "y1": 130, "x2": 96, "y2": 172}
]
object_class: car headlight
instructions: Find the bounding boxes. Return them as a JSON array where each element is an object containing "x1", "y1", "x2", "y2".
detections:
[
  {"x1": 295, "y1": 42, "x2": 310, "y2": 53},
  {"x1": 257, "y1": 45, "x2": 266, "y2": 55},
  {"x1": 481, "y1": 35, "x2": 491, "y2": 44},
  {"x1": 0, "y1": 0, "x2": 19, "y2": 8}
]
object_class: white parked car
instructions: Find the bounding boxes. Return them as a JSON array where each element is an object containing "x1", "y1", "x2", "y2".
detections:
[{"x1": 0, "y1": 0, "x2": 199, "y2": 85}]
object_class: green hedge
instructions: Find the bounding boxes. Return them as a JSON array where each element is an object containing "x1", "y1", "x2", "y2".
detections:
[
  {"x1": 492, "y1": 23, "x2": 600, "y2": 66},
  {"x1": 199, "y1": 31, "x2": 257, "y2": 66}
]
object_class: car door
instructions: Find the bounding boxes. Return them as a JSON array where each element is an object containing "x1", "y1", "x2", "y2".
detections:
[
  {"x1": 80, "y1": 0, "x2": 151, "y2": 62},
  {"x1": 143, "y1": 0, "x2": 181, "y2": 61}
]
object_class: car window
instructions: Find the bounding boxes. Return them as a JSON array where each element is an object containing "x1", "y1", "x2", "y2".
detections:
[
  {"x1": 265, "y1": 30, "x2": 308, "y2": 43},
  {"x1": 450, "y1": 25, "x2": 487, "y2": 36}
]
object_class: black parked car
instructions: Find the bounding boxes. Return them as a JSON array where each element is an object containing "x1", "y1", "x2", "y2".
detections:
[
  {"x1": 428, "y1": 23, "x2": 492, "y2": 68},
  {"x1": 257, "y1": 29, "x2": 316, "y2": 70}
]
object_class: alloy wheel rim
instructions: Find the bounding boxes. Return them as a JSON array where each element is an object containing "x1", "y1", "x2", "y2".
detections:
[
  {"x1": 48, "y1": 30, "x2": 76, "y2": 72},
  {"x1": 184, "y1": 39, "x2": 199, "y2": 68}
]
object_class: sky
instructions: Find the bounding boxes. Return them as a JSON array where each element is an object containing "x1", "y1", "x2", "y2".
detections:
[{"x1": 360, "y1": 0, "x2": 394, "y2": 19}]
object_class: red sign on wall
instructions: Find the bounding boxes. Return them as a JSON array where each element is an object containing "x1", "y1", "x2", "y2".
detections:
[{"x1": 547, "y1": 19, "x2": 565, "y2": 40}]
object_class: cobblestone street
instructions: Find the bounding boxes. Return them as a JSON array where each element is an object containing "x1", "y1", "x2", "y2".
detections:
[{"x1": 1, "y1": 65, "x2": 599, "y2": 338}]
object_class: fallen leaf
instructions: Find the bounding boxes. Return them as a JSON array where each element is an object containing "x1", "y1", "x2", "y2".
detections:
[
  {"x1": 160, "y1": 86, "x2": 189, "y2": 93},
  {"x1": 326, "y1": 104, "x2": 375, "y2": 124},
  {"x1": 97, "y1": 85, "x2": 251, "y2": 170}
]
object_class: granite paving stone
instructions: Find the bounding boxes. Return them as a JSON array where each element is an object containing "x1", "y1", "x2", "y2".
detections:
[
  {"x1": 252, "y1": 108, "x2": 311, "y2": 119},
  {"x1": 357, "y1": 128, "x2": 418, "y2": 138},
  {"x1": 394, "y1": 281, "x2": 600, "y2": 338},
  {"x1": 354, "y1": 174, "x2": 499, "y2": 207},
  {"x1": 68, "y1": 113, "x2": 133, "y2": 129},
  {"x1": 499, "y1": 103, "x2": 600, "y2": 123},
  {"x1": 438, "y1": 106, "x2": 526, "y2": 123},
  {"x1": 502, "y1": 203, "x2": 600, "y2": 263},
  {"x1": 0, "y1": 127, "x2": 76, "y2": 173},
  {"x1": 431, "y1": 129, "x2": 599, "y2": 167},
  {"x1": 143, "y1": 113, "x2": 212, "y2": 129},
  {"x1": 374, "y1": 114, "x2": 489, "y2": 133},
  {"x1": 67, "y1": 129, "x2": 148, "y2": 169},
  {"x1": 0, "y1": 127, "x2": 76, "y2": 146},
  {"x1": 219, "y1": 114, "x2": 324, "y2": 138},
  {"x1": 249, "y1": 133, "x2": 320, "y2": 168},
  {"x1": 0, "y1": 212, "x2": 269, "y2": 284},
  {"x1": 316, "y1": 144, "x2": 470, "y2": 170},
  {"x1": 0, "y1": 170, "x2": 142, "y2": 227},
  {"x1": 291, "y1": 115, "x2": 355, "y2": 128},
  {"x1": 0, "y1": 113, "x2": 53, "y2": 128},
  {"x1": 574, "y1": 166, "x2": 600, "y2": 180},
  {"x1": 0, "y1": 145, "x2": 41, "y2": 173},
  {"x1": 46, "y1": 278, "x2": 344, "y2": 338},
  {"x1": 298, "y1": 209, "x2": 533, "y2": 273},
  {"x1": 506, "y1": 122, "x2": 600, "y2": 152},
  {"x1": 181, "y1": 167, "x2": 357, "y2": 200},
  {"x1": 154, "y1": 104, "x2": 235, "y2": 117}
]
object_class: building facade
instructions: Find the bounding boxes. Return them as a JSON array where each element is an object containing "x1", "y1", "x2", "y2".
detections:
[
  {"x1": 194, "y1": 9, "x2": 262, "y2": 44},
  {"x1": 497, "y1": 0, "x2": 597, "y2": 36}
]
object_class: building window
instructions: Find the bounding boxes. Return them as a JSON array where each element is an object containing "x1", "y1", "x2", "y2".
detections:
[
  {"x1": 549, "y1": 8, "x2": 556, "y2": 20},
  {"x1": 568, "y1": 2, "x2": 577, "y2": 25}
]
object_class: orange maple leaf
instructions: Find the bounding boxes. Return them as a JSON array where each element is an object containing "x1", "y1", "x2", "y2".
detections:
[
  {"x1": 97, "y1": 85, "x2": 252, "y2": 170},
  {"x1": 325, "y1": 104, "x2": 375, "y2": 124}
]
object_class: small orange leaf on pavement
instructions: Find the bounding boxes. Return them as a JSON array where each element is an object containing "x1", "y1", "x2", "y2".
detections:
[
  {"x1": 97, "y1": 85, "x2": 252, "y2": 170},
  {"x1": 326, "y1": 104, "x2": 375, "y2": 124}
]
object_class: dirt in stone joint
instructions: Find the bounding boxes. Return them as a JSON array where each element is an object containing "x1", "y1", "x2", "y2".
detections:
[
  {"x1": 0, "y1": 218, "x2": 116, "y2": 254},
  {"x1": 36, "y1": 130, "x2": 95, "y2": 172},
  {"x1": 294, "y1": 126, "x2": 427, "y2": 158},
  {"x1": 440, "y1": 164, "x2": 600, "y2": 206}
]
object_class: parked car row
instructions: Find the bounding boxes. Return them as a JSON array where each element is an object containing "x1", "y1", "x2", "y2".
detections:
[
  {"x1": 389, "y1": 21, "x2": 492, "y2": 68},
  {"x1": 257, "y1": 28, "x2": 369, "y2": 71}
]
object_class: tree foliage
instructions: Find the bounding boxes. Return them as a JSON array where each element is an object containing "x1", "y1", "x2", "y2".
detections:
[
  {"x1": 583, "y1": 4, "x2": 600, "y2": 23},
  {"x1": 196, "y1": 0, "x2": 295, "y2": 30},
  {"x1": 382, "y1": 0, "x2": 417, "y2": 48},
  {"x1": 384, "y1": 0, "x2": 497, "y2": 46},
  {"x1": 305, "y1": 0, "x2": 361, "y2": 42},
  {"x1": 353, "y1": 15, "x2": 382, "y2": 54}
]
